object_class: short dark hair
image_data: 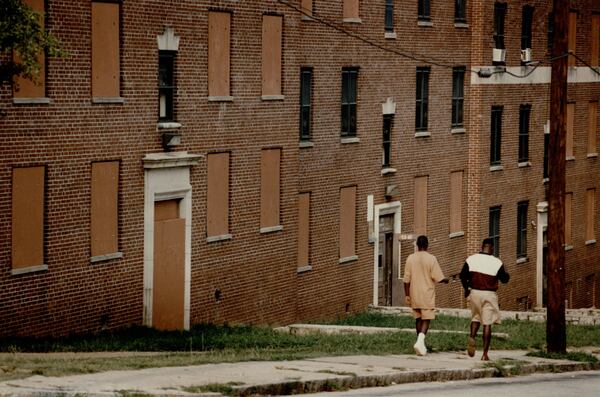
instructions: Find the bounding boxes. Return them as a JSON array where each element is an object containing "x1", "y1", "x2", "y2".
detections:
[
  {"x1": 416, "y1": 235, "x2": 429, "y2": 249},
  {"x1": 482, "y1": 238, "x2": 494, "y2": 248}
]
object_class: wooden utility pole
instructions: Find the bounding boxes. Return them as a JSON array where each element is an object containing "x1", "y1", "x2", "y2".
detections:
[{"x1": 547, "y1": 0, "x2": 569, "y2": 353}]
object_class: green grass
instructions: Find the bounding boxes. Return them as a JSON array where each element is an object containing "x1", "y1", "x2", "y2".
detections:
[{"x1": 526, "y1": 350, "x2": 599, "y2": 363}]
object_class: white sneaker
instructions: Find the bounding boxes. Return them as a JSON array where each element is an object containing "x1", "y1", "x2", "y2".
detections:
[{"x1": 413, "y1": 340, "x2": 427, "y2": 356}]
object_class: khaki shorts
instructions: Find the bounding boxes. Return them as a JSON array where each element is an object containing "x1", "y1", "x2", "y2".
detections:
[
  {"x1": 468, "y1": 289, "x2": 501, "y2": 325},
  {"x1": 412, "y1": 308, "x2": 436, "y2": 320}
]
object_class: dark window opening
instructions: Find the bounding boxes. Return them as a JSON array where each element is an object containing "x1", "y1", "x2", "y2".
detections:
[
  {"x1": 300, "y1": 68, "x2": 312, "y2": 141},
  {"x1": 521, "y1": 5, "x2": 534, "y2": 50},
  {"x1": 493, "y1": 2, "x2": 507, "y2": 49},
  {"x1": 490, "y1": 106, "x2": 503, "y2": 166},
  {"x1": 416, "y1": 67, "x2": 430, "y2": 132},
  {"x1": 543, "y1": 133, "x2": 550, "y2": 178},
  {"x1": 341, "y1": 68, "x2": 358, "y2": 137},
  {"x1": 418, "y1": 0, "x2": 430, "y2": 20},
  {"x1": 159, "y1": 51, "x2": 175, "y2": 122},
  {"x1": 489, "y1": 206, "x2": 501, "y2": 257},
  {"x1": 455, "y1": 0, "x2": 467, "y2": 22},
  {"x1": 517, "y1": 201, "x2": 528, "y2": 258},
  {"x1": 385, "y1": 0, "x2": 394, "y2": 31},
  {"x1": 519, "y1": 104, "x2": 531, "y2": 162},
  {"x1": 547, "y1": 13, "x2": 554, "y2": 52},
  {"x1": 452, "y1": 67, "x2": 465, "y2": 128},
  {"x1": 382, "y1": 115, "x2": 392, "y2": 167}
]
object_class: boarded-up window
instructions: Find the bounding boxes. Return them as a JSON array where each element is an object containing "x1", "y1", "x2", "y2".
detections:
[
  {"x1": 589, "y1": 101, "x2": 598, "y2": 154},
  {"x1": 339, "y1": 186, "x2": 356, "y2": 259},
  {"x1": 592, "y1": 14, "x2": 600, "y2": 67},
  {"x1": 208, "y1": 11, "x2": 231, "y2": 97},
  {"x1": 449, "y1": 171, "x2": 463, "y2": 234},
  {"x1": 260, "y1": 148, "x2": 281, "y2": 229},
  {"x1": 12, "y1": 166, "x2": 45, "y2": 269},
  {"x1": 587, "y1": 188, "x2": 596, "y2": 242},
  {"x1": 567, "y1": 102, "x2": 575, "y2": 158},
  {"x1": 207, "y1": 153, "x2": 230, "y2": 237},
  {"x1": 301, "y1": 0, "x2": 313, "y2": 17},
  {"x1": 343, "y1": 0, "x2": 359, "y2": 19},
  {"x1": 297, "y1": 192, "x2": 310, "y2": 267},
  {"x1": 13, "y1": 0, "x2": 45, "y2": 98},
  {"x1": 262, "y1": 15, "x2": 282, "y2": 97},
  {"x1": 91, "y1": 161, "x2": 119, "y2": 257},
  {"x1": 565, "y1": 192, "x2": 573, "y2": 246},
  {"x1": 569, "y1": 11, "x2": 577, "y2": 67},
  {"x1": 414, "y1": 176, "x2": 428, "y2": 235},
  {"x1": 92, "y1": 1, "x2": 120, "y2": 98}
]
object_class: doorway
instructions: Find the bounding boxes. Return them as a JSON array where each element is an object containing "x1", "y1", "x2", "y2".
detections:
[{"x1": 378, "y1": 215, "x2": 395, "y2": 306}]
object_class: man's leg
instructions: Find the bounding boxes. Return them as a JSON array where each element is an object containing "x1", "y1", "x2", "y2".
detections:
[
  {"x1": 415, "y1": 318, "x2": 422, "y2": 334},
  {"x1": 419, "y1": 319, "x2": 430, "y2": 334},
  {"x1": 467, "y1": 321, "x2": 479, "y2": 357},
  {"x1": 481, "y1": 325, "x2": 492, "y2": 361}
]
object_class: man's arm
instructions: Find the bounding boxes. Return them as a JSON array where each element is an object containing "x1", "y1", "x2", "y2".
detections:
[
  {"x1": 459, "y1": 262, "x2": 471, "y2": 296},
  {"x1": 497, "y1": 265, "x2": 510, "y2": 284},
  {"x1": 404, "y1": 282, "x2": 411, "y2": 305}
]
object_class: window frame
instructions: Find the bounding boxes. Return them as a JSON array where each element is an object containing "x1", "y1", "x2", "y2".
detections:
[
  {"x1": 300, "y1": 67, "x2": 313, "y2": 141},
  {"x1": 452, "y1": 67, "x2": 465, "y2": 128},
  {"x1": 455, "y1": 0, "x2": 467, "y2": 23},
  {"x1": 490, "y1": 106, "x2": 503, "y2": 166},
  {"x1": 493, "y1": 2, "x2": 507, "y2": 49},
  {"x1": 415, "y1": 67, "x2": 430, "y2": 132},
  {"x1": 382, "y1": 115, "x2": 393, "y2": 167},
  {"x1": 385, "y1": 0, "x2": 394, "y2": 31},
  {"x1": 158, "y1": 50, "x2": 176, "y2": 122},
  {"x1": 418, "y1": 0, "x2": 431, "y2": 21},
  {"x1": 341, "y1": 68, "x2": 358, "y2": 137},
  {"x1": 518, "y1": 104, "x2": 531, "y2": 163},
  {"x1": 489, "y1": 206, "x2": 501, "y2": 257},
  {"x1": 521, "y1": 5, "x2": 534, "y2": 50},
  {"x1": 517, "y1": 201, "x2": 528, "y2": 258}
]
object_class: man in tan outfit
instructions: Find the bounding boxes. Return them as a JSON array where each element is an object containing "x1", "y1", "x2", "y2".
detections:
[{"x1": 403, "y1": 235, "x2": 448, "y2": 356}]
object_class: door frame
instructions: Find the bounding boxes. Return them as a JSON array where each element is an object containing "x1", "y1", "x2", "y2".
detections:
[{"x1": 372, "y1": 201, "x2": 401, "y2": 306}]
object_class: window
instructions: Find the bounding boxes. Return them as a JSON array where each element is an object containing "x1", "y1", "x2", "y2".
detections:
[
  {"x1": 569, "y1": 11, "x2": 577, "y2": 67},
  {"x1": 450, "y1": 171, "x2": 463, "y2": 234},
  {"x1": 567, "y1": 102, "x2": 575, "y2": 158},
  {"x1": 301, "y1": 0, "x2": 313, "y2": 17},
  {"x1": 385, "y1": 0, "x2": 394, "y2": 31},
  {"x1": 262, "y1": 15, "x2": 283, "y2": 97},
  {"x1": 547, "y1": 13, "x2": 554, "y2": 52},
  {"x1": 300, "y1": 68, "x2": 312, "y2": 140},
  {"x1": 339, "y1": 186, "x2": 356, "y2": 261},
  {"x1": 159, "y1": 51, "x2": 175, "y2": 121},
  {"x1": 297, "y1": 192, "x2": 310, "y2": 268},
  {"x1": 589, "y1": 101, "x2": 598, "y2": 155},
  {"x1": 91, "y1": 161, "x2": 119, "y2": 259},
  {"x1": 493, "y1": 2, "x2": 507, "y2": 49},
  {"x1": 208, "y1": 11, "x2": 231, "y2": 98},
  {"x1": 455, "y1": 0, "x2": 466, "y2": 23},
  {"x1": 543, "y1": 132, "x2": 550, "y2": 179},
  {"x1": 521, "y1": 6, "x2": 534, "y2": 50},
  {"x1": 518, "y1": 104, "x2": 531, "y2": 163},
  {"x1": 260, "y1": 148, "x2": 281, "y2": 231},
  {"x1": 490, "y1": 106, "x2": 503, "y2": 166},
  {"x1": 592, "y1": 14, "x2": 600, "y2": 66},
  {"x1": 565, "y1": 192, "x2": 573, "y2": 246},
  {"x1": 415, "y1": 67, "x2": 430, "y2": 132},
  {"x1": 382, "y1": 115, "x2": 392, "y2": 167},
  {"x1": 12, "y1": 166, "x2": 45, "y2": 271},
  {"x1": 418, "y1": 0, "x2": 430, "y2": 21},
  {"x1": 414, "y1": 176, "x2": 428, "y2": 235},
  {"x1": 341, "y1": 68, "x2": 358, "y2": 137},
  {"x1": 343, "y1": 0, "x2": 359, "y2": 21},
  {"x1": 207, "y1": 153, "x2": 230, "y2": 239},
  {"x1": 91, "y1": 0, "x2": 120, "y2": 98},
  {"x1": 587, "y1": 188, "x2": 596, "y2": 242},
  {"x1": 452, "y1": 67, "x2": 465, "y2": 128},
  {"x1": 489, "y1": 206, "x2": 501, "y2": 257},
  {"x1": 517, "y1": 201, "x2": 528, "y2": 258},
  {"x1": 13, "y1": 0, "x2": 46, "y2": 99}
]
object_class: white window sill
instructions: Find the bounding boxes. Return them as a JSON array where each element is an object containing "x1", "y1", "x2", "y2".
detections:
[
  {"x1": 449, "y1": 231, "x2": 465, "y2": 238},
  {"x1": 299, "y1": 141, "x2": 314, "y2": 148},
  {"x1": 208, "y1": 96, "x2": 234, "y2": 102},
  {"x1": 297, "y1": 265, "x2": 312, "y2": 273},
  {"x1": 585, "y1": 239, "x2": 597, "y2": 246},
  {"x1": 417, "y1": 20, "x2": 433, "y2": 27},
  {"x1": 92, "y1": 97, "x2": 125, "y2": 104},
  {"x1": 261, "y1": 95, "x2": 284, "y2": 101},
  {"x1": 518, "y1": 161, "x2": 532, "y2": 168},
  {"x1": 451, "y1": 127, "x2": 466, "y2": 135},
  {"x1": 454, "y1": 22, "x2": 469, "y2": 28},
  {"x1": 339, "y1": 255, "x2": 358, "y2": 264},
  {"x1": 543, "y1": 177, "x2": 549, "y2": 184},
  {"x1": 11, "y1": 264, "x2": 48, "y2": 276},
  {"x1": 157, "y1": 122, "x2": 182, "y2": 130},
  {"x1": 587, "y1": 152, "x2": 598, "y2": 158},
  {"x1": 301, "y1": 15, "x2": 314, "y2": 21},
  {"x1": 343, "y1": 18, "x2": 362, "y2": 24},
  {"x1": 565, "y1": 244, "x2": 574, "y2": 251},
  {"x1": 341, "y1": 137, "x2": 360, "y2": 144},
  {"x1": 415, "y1": 131, "x2": 431, "y2": 138},
  {"x1": 13, "y1": 97, "x2": 51, "y2": 104},
  {"x1": 384, "y1": 32, "x2": 397, "y2": 39},
  {"x1": 91, "y1": 252, "x2": 123, "y2": 263},
  {"x1": 516, "y1": 257, "x2": 528, "y2": 264},
  {"x1": 381, "y1": 167, "x2": 397, "y2": 175},
  {"x1": 566, "y1": 156, "x2": 575, "y2": 161},
  {"x1": 260, "y1": 225, "x2": 284, "y2": 234},
  {"x1": 207, "y1": 234, "x2": 232, "y2": 243},
  {"x1": 490, "y1": 165, "x2": 504, "y2": 172}
]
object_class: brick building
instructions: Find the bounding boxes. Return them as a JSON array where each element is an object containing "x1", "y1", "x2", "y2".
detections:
[{"x1": 1, "y1": 0, "x2": 599, "y2": 336}]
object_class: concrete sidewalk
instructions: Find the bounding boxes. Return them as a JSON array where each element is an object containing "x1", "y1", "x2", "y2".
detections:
[{"x1": 1, "y1": 349, "x2": 599, "y2": 397}]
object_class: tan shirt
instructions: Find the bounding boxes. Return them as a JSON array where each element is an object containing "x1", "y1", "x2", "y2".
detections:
[{"x1": 403, "y1": 251, "x2": 445, "y2": 309}]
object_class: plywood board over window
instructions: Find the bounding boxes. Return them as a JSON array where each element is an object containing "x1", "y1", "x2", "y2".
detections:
[
  {"x1": 261, "y1": 15, "x2": 282, "y2": 97},
  {"x1": 260, "y1": 148, "x2": 281, "y2": 230},
  {"x1": 339, "y1": 186, "x2": 356, "y2": 261},
  {"x1": 301, "y1": 0, "x2": 313, "y2": 17},
  {"x1": 568, "y1": 11, "x2": 577, "y2": 67},
  {"x1": 449, "y1": 171, "x2": 463, "y2": 234},
  {"x1": 13, "y1": 0, "x2": 45, "y2": 99},
  {"x1": 207, "y1": 153, "x2": 230, "y2": 238},
  {"x1": 91, "y1": 161, "x2": 119, "y2": 258},
  {"x1": 208, "y1": 11, "x2": 231, "y2": 98},
  {"x1": 592, "y1": 14, "x2": 600, "y2": 67},
  {"x1": 343, "y1": 0, "x2": 359, "y2": 19},
  {"x1": 588, "y1": 101, "x2": 598, "y2": 154},
  {"x1": 567, "y1": 102, "x2": 575, "y2": 158},
  {"x1": 587, "y1": 188, "x2": 596, "y2": 242},
  {"x1": 12, "y1": 166, "x2": 45, "y2": 271},
  {"x1": 91, "y1": 1, "x2": 120, "y2": 98},
  {"x1": 414, "y1": 176, "x2": 428, "y2": 235},
  {"x1": 297, "y1": 192, "x2": 310, "y2": 268}
]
